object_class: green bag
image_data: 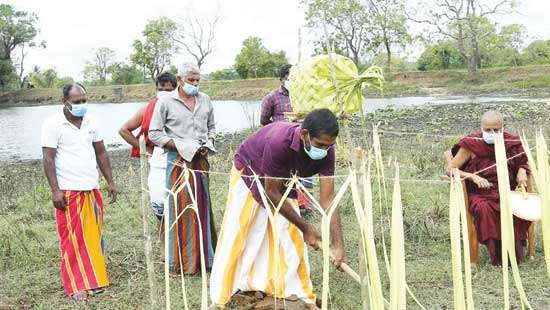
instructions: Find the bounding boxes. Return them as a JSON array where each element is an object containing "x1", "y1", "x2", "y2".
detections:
[{"x1": 289, "y1": 54, "x2": 384, "y2": 116}]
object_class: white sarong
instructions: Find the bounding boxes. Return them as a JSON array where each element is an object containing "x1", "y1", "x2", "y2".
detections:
[
  {"x1": 210, "y1": 167, "x2": 316, "y2": 306},
  {"x1": 147, "y1": 147, "x2": 167, "y2": 216}
]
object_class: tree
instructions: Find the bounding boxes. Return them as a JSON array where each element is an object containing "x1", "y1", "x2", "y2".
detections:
[
  {"x1": 409, "y1": 0, "x2": 517, "y2": 78},
  {"x1": 175, "y1": 14, "x2": 219, "y2": 69},
  {"x1": 234, "y1": 37, "x2": 288, "y2": 79},
  {"x1": 0, "y1": 4, "x2": 39, "y2": 60},
  {"x1": 110, "y1": 62, "x2": 143, "y2": 85},
  {"x1": 208, "y1": 67, "x2": 237, "y2": 80},
  {"x1": 417, "y1": 41, "x2": 466, "y2": 70},
  {"x1": 0, "y1": 59, "x2": 17, "y2": 90},
  {"x1": 483, "y1": 24, "x2": 526, "y2": 67},
  {"x1": 521, "y1": 40, "x2": 550, "y2": 65},
  {"x1": 15, "y1": 40, "x2": 46, "y2": 88},
  {"x1": 27, "y1": 67, "x2": 72, "y2": 88},
  {"x1": 82, "y1": 47, "x2": 116, "y2": 85},
  {"x1": 0, "y1": 4, "x2": 40, "y2": 90},
  {"x1": 131, "y1": 17, "x2": 177, "y2": 80},
  {"x1": 367, "y1": 0, "x2": 410, "y2": 74},
  {"x1": 305, "y1": 0, "x2": 375, "y2": 65}
]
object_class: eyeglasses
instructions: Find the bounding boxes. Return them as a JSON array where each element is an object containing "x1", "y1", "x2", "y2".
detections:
[{"x1": 308, "y1": 134, "x2": 335, "y2": 150}]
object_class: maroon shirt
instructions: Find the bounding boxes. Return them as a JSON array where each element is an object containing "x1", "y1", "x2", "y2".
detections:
[
  {"x1": 235, "y1": 122, "x2": 335, "y2": 204},
  {"x1": 260, "y1": 86, "x2": 292, "y2": 122}
]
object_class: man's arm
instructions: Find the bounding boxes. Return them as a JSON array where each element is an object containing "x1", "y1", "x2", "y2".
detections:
[
  {"x1": 201, "y1": 99, "x2": 217, "y2": 156},
  {"x1": 119, "y1": 107, "x2": 145, "y2": 148},
  {"x1": 148, "y1": 99, "x2": 176, "y2": 150},
  {"x1": 319, "y1": 176, "x2": 347, "y2": 266},
  {"x1": 42, "y1": 147, "x2": 67, "y2": 211},
  {"x1": 207, "y1": 99, "x2": 216, "y2": 141},
  {"x1": 264, "y1": 178, "x2": 321, "y2": 249},
  {"x1": 93, "y1": 141, "x2": 117, "y2": 203},
  {"x1": 259, "y1": 95, "x2": 273, "y2": 126}
]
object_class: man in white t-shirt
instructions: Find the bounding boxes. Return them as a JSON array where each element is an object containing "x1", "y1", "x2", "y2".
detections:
[{"x1": 41, "y1": 83, "x2": 117, "y2": 301}]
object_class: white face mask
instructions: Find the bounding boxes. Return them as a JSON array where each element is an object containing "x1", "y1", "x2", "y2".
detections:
[
  {"x1": 482, "y1": 130, "x2": 503, "y2": 144},
  {"x1": 157, "y1": 91, "x2": 171, "y2": 97},
  {"x1": 283, "y1": 79, "x2": 291, "y2": 91}
]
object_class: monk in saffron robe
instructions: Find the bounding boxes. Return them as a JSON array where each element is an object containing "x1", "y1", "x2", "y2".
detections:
[{"x1": 444, "y1": 111, "x2": 531, "y2": 266}]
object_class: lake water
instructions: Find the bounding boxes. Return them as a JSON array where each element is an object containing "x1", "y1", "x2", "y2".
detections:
[{"x1": 0, "y1": 96, "x2": 547, "y2": 161}]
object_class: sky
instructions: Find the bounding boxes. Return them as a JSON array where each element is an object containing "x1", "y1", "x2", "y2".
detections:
[{"x1": 8, "y1": 0, "x2": 550, "y2": 80}]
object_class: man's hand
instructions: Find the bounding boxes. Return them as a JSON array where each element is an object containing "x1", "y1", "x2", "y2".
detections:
[
  {"x1": 303, "y1": 224, "x2": 322, "y2": 250},
  {"x1": 52, "y1": 189, "x2": 67, "y2": 211},
  {"x1": 516, "y1": 168, "x2": 528, "y2": 188},
  {"x1": 330, "y1": 245, "x2": 347, "y2": 269},
  {"x1": 470, "y1": 174, "x2": 492, "y2": 189},
  {"x1": 107, "y1": 183, "x2": 117, "y2": 204}
]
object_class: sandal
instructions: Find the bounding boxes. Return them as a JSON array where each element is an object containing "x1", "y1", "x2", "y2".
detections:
[{"x1": 87, "y1": 288, "x2": 105, "y2": 296}]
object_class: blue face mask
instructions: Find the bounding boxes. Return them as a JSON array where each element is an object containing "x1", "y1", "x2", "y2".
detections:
[
  {"x1": 68, "y1": 102, "x2": 87, "y2": 117},
  {"x1": 304, "y1": 135, "x2": 328, "y2": 160},
  {"x1": 482, "y1": 130, "x2": 502, "y2": 145},
  {"x1": 182, "y1": 82, "x2": 199, "y2": 96}
]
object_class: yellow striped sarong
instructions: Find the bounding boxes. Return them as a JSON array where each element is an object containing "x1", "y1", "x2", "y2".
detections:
[
  {"x1": 56, "y1": 189, "x2": 109, "y2": 295},
  {"x1": 210, "y1": 167, "x2": 315, "y2": 306}
]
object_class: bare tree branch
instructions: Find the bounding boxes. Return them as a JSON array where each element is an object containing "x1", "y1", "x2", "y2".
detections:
[{"x1": 174, "y1": 12, "x2": 220, "y2": 69}]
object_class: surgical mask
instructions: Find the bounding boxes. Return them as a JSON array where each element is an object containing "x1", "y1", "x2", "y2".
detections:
[
  {"x1": 157, "y1": 90, "x2": 171, "y2": 97},
  {"x1": 67, "y1": 102, "x2": 87, "y2": 117},
  {"x1": 304, "y1": 135, "x2": 328, "y2": 160},
  {"x1": 482, "y1": 130, "x2": 502, "y2": 145},
  {"x1": 182, "y1": 82, "x2": 199, "y2": 96},
  {"x1": 283, "y1": 79, "x2": 291, "y2": 91}
]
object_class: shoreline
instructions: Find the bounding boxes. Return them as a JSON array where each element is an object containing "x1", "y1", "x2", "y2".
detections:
[
  {"x1": 1, "y1": 89, "x2": 549, "y2": 109},
  {"x1": 2, "y1": 65, "x2": 550, "y2": 108},
  {"x1": 2, "y1": 99, "x2": 548, "y2": 164}
]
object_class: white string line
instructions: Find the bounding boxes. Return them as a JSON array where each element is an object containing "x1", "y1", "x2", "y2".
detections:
[
  {"x1": 140, "y1": 138, "x2": 535, "y2": 184},
  {"x1": 345, "y1": 128, "x2": 550, "y2": 142}
]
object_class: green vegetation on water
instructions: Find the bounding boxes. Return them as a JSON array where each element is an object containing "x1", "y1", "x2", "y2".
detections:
[{"x1": 1, "y1": 101, "x2": 549, "y2": 308}]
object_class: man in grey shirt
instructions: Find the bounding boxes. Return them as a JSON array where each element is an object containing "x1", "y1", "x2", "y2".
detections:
[{"x1": 148, "y1": 63, "x2": 218, "y2": 274}]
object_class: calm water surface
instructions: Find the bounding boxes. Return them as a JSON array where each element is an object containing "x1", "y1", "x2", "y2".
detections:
[{"x1": 0, "y1": 96, "x2": 546, "y2": 161}]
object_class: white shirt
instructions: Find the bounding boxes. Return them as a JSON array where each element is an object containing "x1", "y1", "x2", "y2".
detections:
[{"x1": 41, "y1": 111, "x2": 102, "y2": 191}]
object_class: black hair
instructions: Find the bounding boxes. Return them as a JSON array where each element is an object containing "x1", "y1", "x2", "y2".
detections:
[
  {"x1": 62, "y1": 83, "x2": 87, "y2": 100},
  {"x1": 156, "y1": 72, "x2": 177, "y2": 89},
  {"x1": 279, "y1": 64, "x2": 292, "y2": 80},
  {"x1": 303, "y1": 108, "x2": 339, "y2": 138}
]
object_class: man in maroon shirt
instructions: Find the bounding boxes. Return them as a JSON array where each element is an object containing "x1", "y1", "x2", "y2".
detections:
[
  {"x1": 210, "y1": 109, "x2": 347, "y2": 308},
  {"x1": 260, "y1": 64, "x2": 292, "y2": 125}
]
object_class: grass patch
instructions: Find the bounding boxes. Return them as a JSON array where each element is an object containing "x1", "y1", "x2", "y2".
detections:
[{"x1": 1, "y1": 101, "x2": 550, "y2": 308}]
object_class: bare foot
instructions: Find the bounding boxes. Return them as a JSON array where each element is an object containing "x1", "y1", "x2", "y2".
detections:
[{"x1": 71, "y1": 291, "x2": 88, "y2": 304}]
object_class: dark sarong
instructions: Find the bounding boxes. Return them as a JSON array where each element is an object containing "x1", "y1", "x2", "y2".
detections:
[{"x1": 165, "y1": 151, "x2": 217, "y2": 274}]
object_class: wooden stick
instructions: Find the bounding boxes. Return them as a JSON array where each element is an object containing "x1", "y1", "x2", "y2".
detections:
[
  {"x1": 315, "y1": 241, "x2": 361, "y2": 284},
  {"x1": 139, "y1": 138, "x2": 159, "y2": 308}
]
